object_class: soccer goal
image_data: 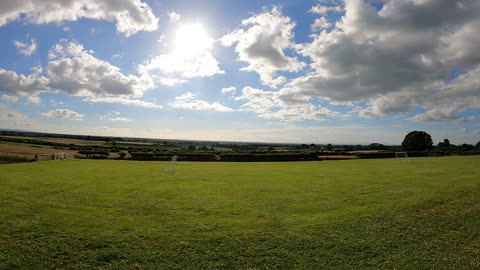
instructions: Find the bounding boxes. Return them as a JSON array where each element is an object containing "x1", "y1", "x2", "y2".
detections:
[
  {"x1": 395, "y1": 152, "x2": 409, "y2": 158},
  {"x1": 163, "y1": 155, "x2": 178, "y2": 174}
]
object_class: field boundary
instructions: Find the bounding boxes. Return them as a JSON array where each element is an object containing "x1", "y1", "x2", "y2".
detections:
[{"x1": 0, "y1": 151, "x2": 74, "y2": 162}]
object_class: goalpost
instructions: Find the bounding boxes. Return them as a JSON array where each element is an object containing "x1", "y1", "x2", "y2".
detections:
[
  {"x1": 163, "y1": 155, "x2": 178, "y2": 174},
  {"x1": 395, "y1": 152, "x2": 409, "y2": 158}
]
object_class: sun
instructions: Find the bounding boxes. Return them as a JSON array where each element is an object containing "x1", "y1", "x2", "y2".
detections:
[{"x1": 173, "y1": 23, "x2": 212, "y2": 58}]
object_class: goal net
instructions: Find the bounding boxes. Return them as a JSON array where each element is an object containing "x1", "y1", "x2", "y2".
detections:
[
  {"x1": 163, "y1": 155, "x2": 178, "y2": 174},
  {"x1": 395, "y1": 152, "x2": 408, "y2": 158}
]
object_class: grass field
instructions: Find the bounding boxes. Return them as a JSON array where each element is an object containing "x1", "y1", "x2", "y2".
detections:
[{"x1": 0, "y1": 157, "x2": 479, "y2": 269}]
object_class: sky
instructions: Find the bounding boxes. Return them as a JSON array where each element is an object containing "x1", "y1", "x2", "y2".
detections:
[{"x1": 0, "y1": 0, "x2": 479, "y2": 145}]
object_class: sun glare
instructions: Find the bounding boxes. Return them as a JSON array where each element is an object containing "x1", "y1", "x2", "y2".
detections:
[{"x1": 173, "y1": 23, "x2": 212, "y2": 58}]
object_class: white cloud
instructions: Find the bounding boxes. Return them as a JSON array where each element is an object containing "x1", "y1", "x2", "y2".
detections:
[
  {"x1": 45, "y1": 40, "x2": 154, "y2": 97},
  {"x1": 309, "y1": 4, "x2": 344, "y2": 15},
  {"x1": 221, "y1": 87, "x2": 236, "y2": 96},
  {"x1": 358, "y1": 93, "x2": 414, "y2": 119},
  {"x1": 275, "y1": 0, "x2": 480, "y2": 122},
  {"x1": 220, "y1": 7, "x2": 305, "y2": 88},
  {"x1": 42, "y1": 109, "x2": 84, "y2": 120},
  {"x1": 311, "y1": 17, "x2": 331, "y2": 32},
  {"x1": 359, "y1": 64, "x2": 480, "y2": 120},
  {"x1": 48, "y1": 41, "x2": 88, "y2": 59},
  {"x1": 168, "y1": 11, "x2": 180, "y2": 23},
  {"x1": 235, "y1": 87, "x2": 279, "y2": 114},
  {"x1": 109, "y1": 117, "x2": 130, "y2": 122},
  {"x1": 158, "y1": 77, "x2": 187, "y2": 86},
  {"x1": 258, "y1": 103, "x2": 337, "y2": 122},
  {"x1": 86, "y1": 97, "x2": 162, "y2": 108},
  {"x1": 50, "y1": 100, "x2": 65, "y2": 107},
  {"x1": 1, "y1": 95, "x2": 18, "y2": 102},
  {"x1": 13, "y1": 38, "x2": 37, "y2": 56},
  {"x1": 26, "y1": 95, "x2": 41, "y2": 104},
  {"x1": 157, "y1": 34, "x2": 166, "y2": 43},
  {"x1": 170, "y1": 92, "x2": 234, "y2": 112},
  {"x1": 1, "y1": 40, "x2": 157, "y2": 107},
  {"x1": 170, "y1": 100, "x2": 234, "y2": 112},
  {"x1": 0, "y1": 0, "x2": 158, "y2": 36},
  {"x1": 100, "y1": 111, "x2": 131, "y2": 122},
  {"x1": 235, "y1": 86, "x2": 336, "y2": 122},
  {"x1": 141, "y1": 52, "x2": 223, "y2": 79},
  {"x1": 175, "y1": 92, "x2": 196, "y2": 101},
  {"x1": 408, "y1": 108, "x2": 467, "y2": 123},
  {"x1": 30, "y1": 65, "x2": 43, "y2": 75},
  {"x1": 0, "y1": 68, "x2": 49, "y2": 97}
]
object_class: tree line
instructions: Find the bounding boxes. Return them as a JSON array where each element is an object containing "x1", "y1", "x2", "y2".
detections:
[{"x1": 401, "y1": 131, "x2": 480, "y2": 152}]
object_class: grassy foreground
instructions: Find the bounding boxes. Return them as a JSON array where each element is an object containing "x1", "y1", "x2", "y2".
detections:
[{"x1": 0, "y1": 157, "x2": 479, "y2": 269}]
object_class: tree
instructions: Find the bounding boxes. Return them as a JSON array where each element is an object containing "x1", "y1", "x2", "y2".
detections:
[
  {"x1": 368, "y1": 143, "x2": 385, "y2": 150},
  {"x1": 326, "y1": 144, "x2": 333, "y2": 151},
  {"x1": 460, "y1": 144, "x2": 474, "y2": 152},
  {"x1": 401, "y1": 131, "x2": 433, "y2": 151},
  {"x1": 437, "y1": 138, "x2": 451, "y2": 148}
]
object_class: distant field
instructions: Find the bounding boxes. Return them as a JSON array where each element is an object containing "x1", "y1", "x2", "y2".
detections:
[
  {"x1": 115, "y1": 141, "x2": 154, "y2": 146},
  {"x1": 0, "y1": 142, "x2": 77, "y2": 161},
  {"x1": 0, "y1": 140, "x2": 56, "y2": 149},
  {"x1": 0, "y1": 135, "x2": 161, "y2": 148},
  {"x1": 37, "y1": 137, "x2": 107, "y2": 146},
  {"x1": 0, "y1": 135, "x2": 106, "y2": 146},
  {"x1": 0, "y1": 143, "x2": 76, "y2": 155},
  {"x1": 0, "y1": 157, "x2": 479, "y2": 269}
]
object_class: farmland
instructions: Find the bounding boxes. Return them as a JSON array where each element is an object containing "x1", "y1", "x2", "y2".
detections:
[
  {"x1": 0, "y1": 135, "x2": 106, "y2": 146},
  {"x1": 1, "y1": 157, "x2": 479, "y2": 269},
  {"x1": 0, "y1": 142, "x2": 77, "y2": 162},
  {"x1": 0, "y1": 143, "x2": 76, "y2": 155}
]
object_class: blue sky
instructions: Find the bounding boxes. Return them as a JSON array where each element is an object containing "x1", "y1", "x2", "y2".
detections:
[{"x1": 0, "y1": 0, "x2": 479, "y2": 145}]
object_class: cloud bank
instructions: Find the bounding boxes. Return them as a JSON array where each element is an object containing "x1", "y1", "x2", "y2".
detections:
[
  {"x1": 1, "y1": 40, "x2": 156, "y2": 107},
  {"x1": 0, "y1": 0, "x2": 158, "y2": 36}
]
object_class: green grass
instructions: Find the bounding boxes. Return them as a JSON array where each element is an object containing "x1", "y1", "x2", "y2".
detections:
[{"x1": 0, "y1": 156, "x2": 479, "y2": 269}]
